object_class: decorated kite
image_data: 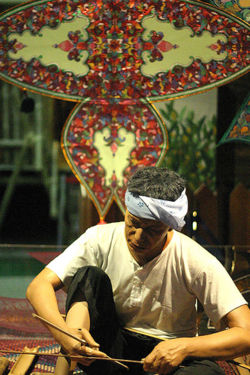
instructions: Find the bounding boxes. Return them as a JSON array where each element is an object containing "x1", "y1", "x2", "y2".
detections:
[
  {"x1": 0, "y1": 0, "x2": 249, "y2": 220},
  {"x1": 218, "y1": 93, "x2": 250, "y2": 145},
  {"x1": 62, "y1": 99, "x2": 167, "y2": 219},
  {"x1": 207, "y1": 0, "x2": 250, "y2": 22},
  {"x1": 0, "y1": 0, "x2": 249, "y2": 101}
]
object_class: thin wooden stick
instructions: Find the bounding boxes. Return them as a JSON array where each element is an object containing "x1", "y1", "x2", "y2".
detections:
[
  {"x1": 0, "y1": 356, "x2": 10, "y2": 375},
  {"x1": 0, "y1": 349, "x2": 143, "y2": 364},
  {"x1": 8, "y1": 346, "x2": 39, "y2": 375},
  {"x1": 32, "y1": 313, "x2": 129, "y2": 370},
  {"x1": 32, "y1": 313, "x2": 88, "y2": 346},
  {"x1": 228, "y1": 360, "x2": 250, "y2": 371},
  {"x1": 6, "y1": 350, "x2": 249, "y2": 371}
]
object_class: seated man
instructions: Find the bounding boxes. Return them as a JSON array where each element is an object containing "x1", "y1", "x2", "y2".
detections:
[{"x1": 26, "y1": 166, "x2": 250, "y2": 375}]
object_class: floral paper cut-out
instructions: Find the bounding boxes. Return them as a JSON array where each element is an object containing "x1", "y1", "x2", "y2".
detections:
[
  {"x1": 62, "y1": 100, "x2": 168, "y2": 219},
  {"x1": 218, "y1": 94, "x2": 250, "y2": 145},
  {"x1": 0, "y1": 0, "x2": 249, "y2": 102}
]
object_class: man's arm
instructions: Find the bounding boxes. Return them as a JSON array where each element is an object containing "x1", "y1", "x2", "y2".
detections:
[
  {"x1": 143, "y1": 304, "x2": 250, "y2": 374},
  {"x1": 26, "y1": 267, "x2": 102, "y2": 358}
]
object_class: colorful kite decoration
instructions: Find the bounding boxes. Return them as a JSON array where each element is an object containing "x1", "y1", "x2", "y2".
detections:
[
  {"x1": 62, "y1": 99, "x2": 168, "y2": 220},
  {"x1": 0, "y1": 0, "x2": 249, "y2": 220},
  {"x1": 207, "y1": 0, "x2": 250, "y2": 23},
  {"x1": 218, "y1": 94, "x2": 250, "y2": 145},
  {"x1": 0, "y1": 0, "x2": 249, "y2": 102}
]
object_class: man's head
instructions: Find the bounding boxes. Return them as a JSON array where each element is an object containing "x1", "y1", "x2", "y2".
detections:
[
  {"x1": 126, "y1": 166, "x2": 187, "y2": 231},
  {"x1": 127, "y1": 166, "x2": 185, "y2": 200},
  {"x1": 124, "y1": 167, "x2": 188, "y2": 265}
]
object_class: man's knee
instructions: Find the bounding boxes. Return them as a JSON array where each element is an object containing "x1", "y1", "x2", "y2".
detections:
[
  {"x1": 78, "y1": 265, "x2": 111, "y2": 282},
  {"x1": 74, "y1": 266, "x2": 112, "y2": 293},
  {"x1": 68, "y1": 265, "x2": 111, "y2": 290},
  {"x1": 77, "y1": 265, "x2": 105, "y2": 277},
  {"x1": 66, "y1": 265, "x2": 115, "y2": 317}
]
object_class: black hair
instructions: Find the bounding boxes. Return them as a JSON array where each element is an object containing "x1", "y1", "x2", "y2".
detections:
[{"x1": 127, "y1": 166, "x2": 186, "y2": 201}]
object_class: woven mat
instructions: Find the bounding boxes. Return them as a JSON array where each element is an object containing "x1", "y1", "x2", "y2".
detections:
[
  {"x1": 0, "y1": 293, "x2": 65, "y2": 336},
  {"x1": 216, "y1": 360, "x2": 240, "y2": 375},
  {"x1": 0, "y1": 338, "x2": 84, "y2": 374}
]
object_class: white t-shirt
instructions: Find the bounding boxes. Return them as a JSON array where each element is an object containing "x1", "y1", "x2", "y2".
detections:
[{"x1": 47, "y1": 222, "x2": 246, "y2": 339}]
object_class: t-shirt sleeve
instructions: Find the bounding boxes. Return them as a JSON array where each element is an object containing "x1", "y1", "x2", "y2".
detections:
[
  {"x1": 46, "y1": 226, "x2": 100, "y2": 289},
  {"x1": 190, "y1": 254, "x2": 247, "y2": 325}
]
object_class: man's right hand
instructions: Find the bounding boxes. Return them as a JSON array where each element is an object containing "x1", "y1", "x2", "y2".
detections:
[{"x1": 61, "y1": 327, "x2": 107, "y2": 366}]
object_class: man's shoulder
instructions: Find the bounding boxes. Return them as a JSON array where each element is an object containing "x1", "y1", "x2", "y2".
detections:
[
  {"x1": 172, "y1": 231, "x2": 214, "y2": 259},
  {"x1": 173, "y1": 230, "x2": 201, "y2": 248},
  {"x1": 83, "y1": 221, "x2": 125, "y2": 239},
  {"x1": 90, "y1": 221, "x2": 125, "y2": 231},
  {"x1": 64, "y1": 221, "x2": 126, "y2": 256}
]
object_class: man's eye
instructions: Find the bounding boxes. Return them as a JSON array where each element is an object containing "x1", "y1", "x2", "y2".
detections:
[{"x1": 131, "y1": 220, "x2": 139, "y2": 227}]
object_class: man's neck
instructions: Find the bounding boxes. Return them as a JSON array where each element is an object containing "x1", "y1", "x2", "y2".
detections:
[{"x1": 164, "y1": 229, "x2": 174, "y2": 249}]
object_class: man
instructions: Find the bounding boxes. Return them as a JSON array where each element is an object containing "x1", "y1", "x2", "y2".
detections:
[{"x1": 26, "y1": 167, "x2": 250, "y2": 375}]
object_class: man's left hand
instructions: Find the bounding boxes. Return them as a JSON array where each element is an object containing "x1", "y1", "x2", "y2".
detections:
[{"x1": 143, "y1": 338, "x2": 189, "y2": 374}]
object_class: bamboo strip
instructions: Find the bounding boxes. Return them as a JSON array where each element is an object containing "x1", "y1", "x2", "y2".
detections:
[
  {"x1": 1, "y1": 349, "x2": 249, "y2": 371},
  {"x1": 0, "y1": 357, "x2": 9, "y2": 375},
  {"x1": 8, "y1": 346, "x2": 39, "y2": 375},
  {"x1": 228, "y1": 359, "x2": 250, "y2": 372},
  {"x1": 0, "y1": 349, "x2": 142, "y2": 364},
  {"x1": 32, "y1": 313, "x2": 87, "y2": 346},
  {"x1": 32, "y1": 313, "x2": 128, "y2": 370}
]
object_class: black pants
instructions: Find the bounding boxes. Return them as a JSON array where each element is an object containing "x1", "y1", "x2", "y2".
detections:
[{"x1": 66, "y1": 266, "x2": 225, "y2": 375}]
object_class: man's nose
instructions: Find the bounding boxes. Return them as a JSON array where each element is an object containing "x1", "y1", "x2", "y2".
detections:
[{"x1": 134, "y1": 228, "x2": 144, "y2": 241}]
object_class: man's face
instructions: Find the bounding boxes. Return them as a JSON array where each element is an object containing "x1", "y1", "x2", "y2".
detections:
[{"x1": 125, "y1": 210, "x2": 170, "y2": 265}]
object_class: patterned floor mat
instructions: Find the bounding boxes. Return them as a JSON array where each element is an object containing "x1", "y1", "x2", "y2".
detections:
[{"x1": 0, "y1": 338, "x2": 84, "y2": 374}]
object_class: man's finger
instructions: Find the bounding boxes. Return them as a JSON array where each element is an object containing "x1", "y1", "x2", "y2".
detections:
[
  {"x1": 77, "y1": 328, "x2": 100, "y2": 349},
  {"x1": 84, "y1": 346, "x2": 107, "y2": 358}
]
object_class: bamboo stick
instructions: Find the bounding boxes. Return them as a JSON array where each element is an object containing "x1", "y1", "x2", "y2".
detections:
[
  {"x1": 3, "y1": 349, "x2": 248, "y2": 371},
  {"x1": 8, "y1": 346, "x2": 39, "y2": 375},
  {"x1": 228, "y1": 360, "x2": 250, "y2": 371},
  {"x1": 32, "y1": 313, "x2": 128, "y2": 370},
  {"x1": 0, "y1": 356, "x2": 9, "y2": 375},
  {"x1": 0, "y1": 349, "x2": 142, "y2": 364},
  {"x1": 32, "y1": 313, "x2": 88, "y2": 346}
]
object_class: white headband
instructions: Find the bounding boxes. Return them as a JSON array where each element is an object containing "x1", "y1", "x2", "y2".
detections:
[{"x1": 125, "y1": 189, "x2": 188, "y2": 231}]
